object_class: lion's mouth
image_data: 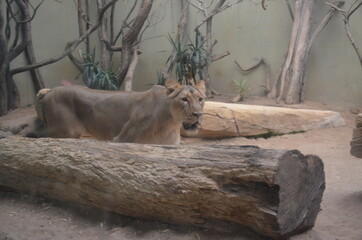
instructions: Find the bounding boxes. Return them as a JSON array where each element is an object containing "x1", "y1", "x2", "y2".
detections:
[{"x1": 182, "y1": 121, "x2": 200, "y2": 131}]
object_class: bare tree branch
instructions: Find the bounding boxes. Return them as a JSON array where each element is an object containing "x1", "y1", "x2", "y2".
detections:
[
  {"x1": 234, "y1": 58, "x2": 271, "y2": 93},
  {"x1": 212, "y1": 51, "x2": 230, "y2": 62},
  {"x1": 65, "y1": 42, "x2": 83, "y2": 71},
  {"x1": 7, "y1": 0, "x2": 45, "y2": 24},
  {"x1": 285, "y1": 0, "x2": 294, "y2": 21},
  {"x1": 308, "y1": 1, "x2": 344, "y2": 51},
  {"x1": 326, "y1": 0, "x2": 362, "y2": 67},
  {"x1": 97, "y1": 0, "x2": 111, "y2": 70},
  {"x1": 15, "y1": 0, "x2": 45, "y2": 90},
  {"x1": 113, "y1": 0, "x2": 139, "y2": 45},
  {"x1": 116, "y1": 0, "x2": 153, "y2": 82},
  {"x1": 194, "y1": 0, "x2": 244, "y2": 30},
  {"x1": 75, "y1": 0, "x2": 85, "y2": 37},
  {"x1": 10, "y1": 0, "x2": 119, "y2": 76}
]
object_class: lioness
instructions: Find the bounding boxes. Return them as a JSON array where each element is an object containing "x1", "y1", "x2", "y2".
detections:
[{"x1": 31, "y1": 80, "x2": 205, "y2": 145}]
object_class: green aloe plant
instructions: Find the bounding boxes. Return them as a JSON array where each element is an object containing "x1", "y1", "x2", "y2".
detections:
[
  {"x1": 233, "y1": 79, "x2": 247, "y2": 102},
  {"x1": 80, "y1": 49, "x2": 120, "y2": 90},
  {"x1": 165, "y1": 32, "x2": 207, "y2": 84}
]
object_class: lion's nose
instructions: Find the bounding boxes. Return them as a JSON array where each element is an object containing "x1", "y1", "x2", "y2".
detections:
[{"x1": 192, "y1": 112, "x2": 202, "y2": 118}]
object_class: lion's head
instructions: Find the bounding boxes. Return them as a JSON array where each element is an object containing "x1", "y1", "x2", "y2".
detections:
[{"x1": 165, "y1": 80, "x2": 206, "y2": 131}]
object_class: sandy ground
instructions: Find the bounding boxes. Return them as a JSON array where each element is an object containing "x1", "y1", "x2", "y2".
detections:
[{"x1": 0, "y1": 97, "x2": 361, "y2": 240}]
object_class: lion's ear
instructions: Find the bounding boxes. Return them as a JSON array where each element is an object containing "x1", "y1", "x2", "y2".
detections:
[
  {"x1": 165, "y1": 80, "x2": 183, "y2": 97},
  {"x1": 195, "y1": 80, "x2": 206, "y2": 97}
]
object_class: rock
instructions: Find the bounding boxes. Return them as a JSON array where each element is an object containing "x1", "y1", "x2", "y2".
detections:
[
  {"x1": 0, "y1": 107, "x2": 36, "y2": 136},
  {"x1": 182, "y1": 101, "x2": 346, "y2": 138}
]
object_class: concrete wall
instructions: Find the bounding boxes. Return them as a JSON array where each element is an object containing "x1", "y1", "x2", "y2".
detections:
[
  {"x1": 12, "y1": 0, "x2": 80, "y2": 106},
  {"x1": 11, "y1": 0, "x2": 362, "y2": 108}
]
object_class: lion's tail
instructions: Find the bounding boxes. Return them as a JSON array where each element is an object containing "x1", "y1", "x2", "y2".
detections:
[
  {"x1": 27, "y1": 88, "x2": 51, "y2": 138},
  {"x1": 35, "y1": 88, "x2": 51, "y2": 121}
]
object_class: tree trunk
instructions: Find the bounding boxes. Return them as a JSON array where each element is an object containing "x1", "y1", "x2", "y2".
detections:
[
  {"x1": 0, "y1": 2, "x2": 8, "y2": 116},
  {"x1": 162, "y1": 0, "x2": 189, "y2": 80},
  {"x1": 351, "y1": 113, "x2": 362, "y2": 158},
  {"x1": 285, "y1": 0, "x2": 315, "y2": 104},
  {"x1": 203, "y1": 18, "x2": 213, "y2": 97},
  {"x1": 0, "y1": 67, "x2": 8, "y2": 116},
  {"x1": 124, "y1": 46, "x2": 140, "y2": 91},
  {"x1": 5, "y1": 66, "x2": 20, "y2": 111},
  {"x1": 97, "y1": 0, "x2": 111, "y2": 70},
  {"x1": 117, "y1": 0, "x2": 153, "y2": 85},
  {"x1": 0, "y1": 137, "x2": 325, "y2": 240},
  {"x1": 275, "y1": 0, "x2": 316, "y2": 104}
]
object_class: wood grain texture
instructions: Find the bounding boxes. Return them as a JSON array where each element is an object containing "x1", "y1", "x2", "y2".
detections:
[
  {"x1": 0, "y1": 137, "x2": 325, "y2": 239},
  {"x1": 351, "y1": 114, "x2": 362, "y2": 158}
]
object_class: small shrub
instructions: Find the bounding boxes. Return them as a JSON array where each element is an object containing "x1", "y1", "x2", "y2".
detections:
[
  {"x1": 80, "y1": 49, "x2": 120, "y2": 90},
  {"x1": 233, "y1": 79, "x2": 247, "y2": 101},
  {"x1": 165, "y1": 32, "x2": 207, "y2": 84}
]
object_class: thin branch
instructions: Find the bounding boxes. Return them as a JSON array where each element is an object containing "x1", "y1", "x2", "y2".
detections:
[
  {"x1": 65, "y1": 42, "x2": 83, "y2": 71},
  {"x1": 285, "y1": 0, "x2": 294, "y2": 21},
  {"x1": 110, "y1": 3, "x2": 115, "y2": 44},
  {"x1": 11, "y1": 0, "x2": 119, "y2": 76},
  {"x1": 325, "y1": 1, "x2": 345, "y2": 11},
  {"x1": 234, "y1": 59, "x2": 263, "y2": 72},
  {"x1": 138, "y1": 34, "x2": 164, "y2": 45},
  {"x1": 193, "y1": 0, "x2": 244, "y2": 31},
  {"x1": 9, "y1": 0, "x2": 45, "y2": 24},
  {"x1": 186, "y1": 0, "x2": 205, "y2": 13},
  {"x1": 7, "y1": 40, "x2": 28, "y2": 62},
  {"x1": 212, "y1": 51, "x2": 230, "y2": 62},
  {"x1": 348, "y1": 0, "x2": 362, "y2": 17},
  {"x1": 75, "y1": 0, "x2": 85, "y2": 37},
  {"x1": 85, "y1": 0, "x2": 90, "y2": 53},
  {"x1": 136, "y1": 11, "x2": 165, "y2": 45},
  {"x1": 308, "y1": 1, "x2": 344, "y2": 51},
  {"x1": 235, "y1": 58, "x2": 271, "y2": 93},
  {"x1": 326, "y1": 0, "x2": 362, "y2": 67},
  {"x1": 113, "y1": 0, "x2": 138, "y2": 45},
  {"x1": 102, "y1": 38, "x2": 123, "y2": 51}
]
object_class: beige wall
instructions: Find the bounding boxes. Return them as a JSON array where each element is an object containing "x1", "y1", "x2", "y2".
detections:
[
  {"x1": 12, "y1": 0, "x2": 81, "y2": 106},
  {"x1": 12, "y1": 0, "x2": 362, "y2": 108}
]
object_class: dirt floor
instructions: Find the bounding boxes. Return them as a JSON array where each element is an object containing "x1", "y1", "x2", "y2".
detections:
[{"x1": 0, "y1": 97, "x2": 361, "y2": 240}]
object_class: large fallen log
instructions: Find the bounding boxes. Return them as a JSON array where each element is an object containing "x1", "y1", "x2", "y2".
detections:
[
  {"x1": 0, "y1": 137, "x2": 325, "y2": 240},
  {"x1": 351, "y1": 113, "x2": 362, "y2": 158},
  {"x1": 182, "y1": 101, "x2": 345, "y2": 138}
]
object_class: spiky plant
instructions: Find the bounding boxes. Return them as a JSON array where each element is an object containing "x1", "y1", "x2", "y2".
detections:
[
  {"x1": 166, "y1": 32, "x2": 207, "y2": 84},
  {"x1": 80, "y1": 49, "x2": 120, "y2": 90}
]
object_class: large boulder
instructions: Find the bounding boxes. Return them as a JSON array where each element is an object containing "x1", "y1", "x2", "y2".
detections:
[{"x1": 182, "y1": 101, "x2": 345, "y2": 138}]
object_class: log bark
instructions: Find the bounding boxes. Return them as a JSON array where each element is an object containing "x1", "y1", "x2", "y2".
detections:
[
  {"x1": 351, "y1": 113, "x2": 362, "y2": 158},
  {"x1": 0, "y1": 137, "x2": 325, "y2": 240}
]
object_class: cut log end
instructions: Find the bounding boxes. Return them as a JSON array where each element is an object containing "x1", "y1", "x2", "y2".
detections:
[
  {"x1": 275, "y1": 151, "x2": 325, "y2": 238},
  {"x1": 0, "y1": 137, "x2": 325, "y2": 240}
]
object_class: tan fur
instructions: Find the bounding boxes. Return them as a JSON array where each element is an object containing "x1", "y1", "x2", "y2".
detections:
[
  {"x1": 35, "y1": 81, "x2": 206, "y2": 145},
  {"x1": 35, "y1": 88, "x2": 51, "y2": 121}
]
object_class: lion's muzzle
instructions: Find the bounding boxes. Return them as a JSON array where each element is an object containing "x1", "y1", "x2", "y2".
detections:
[{"x1": 183, "y1": 112, "x2": 203, "y2": 131}]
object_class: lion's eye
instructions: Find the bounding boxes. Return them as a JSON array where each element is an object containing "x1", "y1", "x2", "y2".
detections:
[
  {"x1": 181, "y1": 97, "x2": 188, "y2": 102},
  {"x1": 199, "y1": 98, "x2": 203, "y2": 102}
]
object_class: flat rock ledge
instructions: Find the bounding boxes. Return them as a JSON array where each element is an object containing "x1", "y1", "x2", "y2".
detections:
[{"x1": 182, "y1": 101, "x2": 346, "y2": 138}]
